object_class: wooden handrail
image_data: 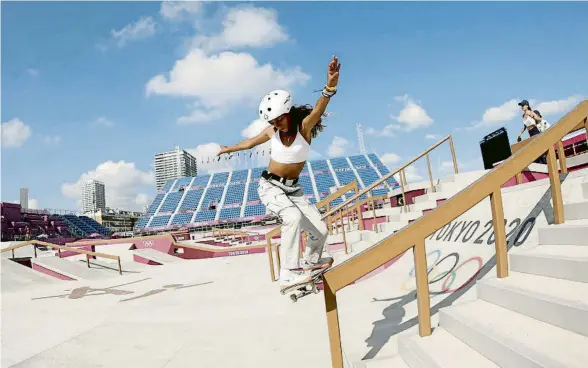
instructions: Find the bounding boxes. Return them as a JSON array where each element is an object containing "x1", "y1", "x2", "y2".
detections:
[
  {"x1": 1, "y1": 240, "x2": 123, "y2": 274},
  {"x1": 322, "y1": 135, "x2": 457, "y2": 219},
  {"x1": 322, "y1": 100, "x2": 588, "y2": 368}
]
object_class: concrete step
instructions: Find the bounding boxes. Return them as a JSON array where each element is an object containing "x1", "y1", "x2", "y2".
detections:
[
  {"x1": 440, "y1": 299, "x2": 588, "y2": 368},
  {"x1": 378, "y1": 221, "x2": 408, "y2": 234},
  {"x1": 582, "y1": 174, "x2": 588, "y2": 199},
  {"x1": 1, "y1": 259, "x2": 60, "y2": 292},
  {"x1": 387, "y1": 211, "x2": 423, "y2": 222},
  {"x1": 398, "y1": 327, "x2": 499, "y2": 368},
  {"x1": 538, "y1": 221, "x2": 588, "y2": 246},
  {"x1": 509, "y1": 244, "x2": 588, "y2": 282},
  {"x1": 564, "y1": 201, "x2": 588, "y2": 221},
  {"x1": 32, "y1": 257, "x2": 116, "y2": 280},
  {"x1": 477, "y1": 272, "x2": 588, "y2": 337},
  {"x1": 412, "y1": 192, "x2": 447, "y2": 204}
]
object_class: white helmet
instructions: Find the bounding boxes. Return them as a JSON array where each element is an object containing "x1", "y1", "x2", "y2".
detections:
[{"x1": 258, "y1": 90, "x2": 293, "y2": 122}]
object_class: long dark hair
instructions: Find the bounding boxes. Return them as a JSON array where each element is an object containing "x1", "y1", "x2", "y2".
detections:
[{"x1": 289, "y1": 104, "x2": 327, "y2": 138}]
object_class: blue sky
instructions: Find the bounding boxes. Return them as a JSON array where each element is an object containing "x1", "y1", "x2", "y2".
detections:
[{"x1": 2, "y1": 1, "x2": 587, "y2": 212}]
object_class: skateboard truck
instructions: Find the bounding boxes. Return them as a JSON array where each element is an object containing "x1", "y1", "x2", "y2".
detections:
[{"x1": 280, "y1": 269, "x2": 327, "y2": 303}]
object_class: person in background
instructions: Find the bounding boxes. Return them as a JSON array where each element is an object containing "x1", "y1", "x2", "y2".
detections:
[
  {"x1": 516, "y1": 100, "x2": 546, "y2": 163},
  {"x1": 534, "y1": 110, "x2": 551, "y2": 132},
  {"x1": 516, "y1": 100, "x2": 542, "y2": 142}
]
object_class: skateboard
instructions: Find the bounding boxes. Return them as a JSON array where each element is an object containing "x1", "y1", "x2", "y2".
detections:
[{"x1": 280, "y1": 268, "x2": 329, "y2": 303}]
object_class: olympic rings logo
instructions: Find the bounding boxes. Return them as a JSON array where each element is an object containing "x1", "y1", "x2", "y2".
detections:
[
  {"x1": 142, "y1": 240, "x2": 154, "y2": 247},
  {"x1": 400, "y1": 249, "x2": 483, "y2": 294}
]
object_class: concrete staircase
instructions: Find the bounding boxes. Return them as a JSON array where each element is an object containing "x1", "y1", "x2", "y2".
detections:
[{"x1": 356, "y1": 183, "x2": 588, "y2": 367}]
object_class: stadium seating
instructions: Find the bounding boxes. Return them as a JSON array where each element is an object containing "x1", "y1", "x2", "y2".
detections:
[{"x1": 136, "y1": 153, "x2": 399, "y2": 230}]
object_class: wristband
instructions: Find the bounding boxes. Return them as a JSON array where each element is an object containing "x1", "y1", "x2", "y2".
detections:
[{"x1": 324, "y1": 85, "x2": 337, "y2": 92}]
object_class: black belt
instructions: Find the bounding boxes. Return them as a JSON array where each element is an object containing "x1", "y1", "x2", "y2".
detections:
[{"x1": 261, "y1": 170, "x2": 298, "y2": 186}]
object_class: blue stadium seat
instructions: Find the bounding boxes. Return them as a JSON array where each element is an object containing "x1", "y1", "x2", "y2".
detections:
[
  {"x1": 247, "y1": 181, "x2": 260, "y2": 202},
  {"x1": 219, "y1": 207, "x2": 241, "y2": 220},
  {"x1": 139, "y1": 153, "x2": 397, "y2": 231},
  {"x1": 134, "y1": 217, "x2": 150, "y2": 229},
  {"x1": 172, "y1": 177, "x2": 193, "y2": 191},
  {"x1": 161, "y1": 179, "x2": 175, "y2": 193},
  {"x1": 224, "y1": 184, "x2": 245, "y2": 205},
  {"x1": 194, "y1": 210, "x2": 217, "y2": 222},
  {"x1": 171, "y1": 212, "x2": 193, "y2": 225},
  {"x1": 149, "y1": 215, "x2": 171, "y2": 227},
  {"x1": 146, "y1": 194, "x2": 164, "y2": 215},
  {"x1": 230, "y1": 169, "x2": 248, "y2": 183},
  {"x1": 211, "y1": 172, "x2": 229, "y2": 186},
  {"x1": 244, "y1": 204, "x2": 266, "y2": 217},
  {"x1": 191, "y1": 175, "x2": 211, "y2": 189},
  {"x1": 158, "y1": 192, "x2": 183, "y2": 213},
  {"x1": 179, "y1": 189, "x2": 204, "y2": 211}
]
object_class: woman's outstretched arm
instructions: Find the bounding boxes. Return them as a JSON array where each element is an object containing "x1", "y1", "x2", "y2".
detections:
[
  {"x1": 303, "y1": 56, "x2": 341, "y2": 130},
  {"x1": 217, "y1": 126, "x2": 273, "y2": 156}
]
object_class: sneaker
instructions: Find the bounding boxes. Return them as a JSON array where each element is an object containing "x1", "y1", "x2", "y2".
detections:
[
  {"x1": 300, "y1": 257, "x2": 334, "y2": 272},
  {"x1": 279, "y1": 268, "x2": 312, "y2": 290}
]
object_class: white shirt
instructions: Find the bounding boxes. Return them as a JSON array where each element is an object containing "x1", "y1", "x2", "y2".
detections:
[
  {"x1": 522, "y1": 116, "x2": 537, "y2": 128},
  {"x1": 537, "y1": 119, "x2": 551, "y2": 132}
]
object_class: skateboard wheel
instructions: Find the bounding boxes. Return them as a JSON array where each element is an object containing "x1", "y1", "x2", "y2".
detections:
[
  {"x1": 290, "y1": 294, "x2": 298, "y2": 303},
  {"x1": 312, "y1": 285, "x2": 320, "y2": 294}
]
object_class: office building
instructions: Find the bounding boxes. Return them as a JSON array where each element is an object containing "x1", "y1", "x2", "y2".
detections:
[
  {"x1": 82, "y1": 180, "x2": 106, "y2": 213},
  {"x1": 154, "y1": 145, "x2": 197, "y2": 190},
  {"x1": 20, "y1": 188, "x2": 28, "y2": 209}
]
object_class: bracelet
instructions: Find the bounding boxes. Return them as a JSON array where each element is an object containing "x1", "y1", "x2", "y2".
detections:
[
  {"x1": 324, "y1": 85, "x2": 337, "y2": 92},
  {"x1": 322, "y1": 87, "x2": 337, "y2": 99}
]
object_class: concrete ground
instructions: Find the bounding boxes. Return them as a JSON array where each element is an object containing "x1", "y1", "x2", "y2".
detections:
[{"x1": 2, "y1": 238, "x2": 490, "y2": 368}]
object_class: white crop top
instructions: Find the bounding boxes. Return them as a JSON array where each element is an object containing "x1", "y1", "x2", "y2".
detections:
[{"x1": 270, "y1": 130, "x2": 310, "y2": 164}]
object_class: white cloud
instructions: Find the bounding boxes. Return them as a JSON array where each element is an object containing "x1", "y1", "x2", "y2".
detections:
[
  {"x1": 92, "y1": 117, "x2": 115, "y2": 128},
  {"x1": 390, "y1": 95, "x2": 433, "y2": 131},
  {"x1": 160, "y1": 0, "x2": 203, "y2": 20},
  {"x1": 146, "y1": 49, "x2": 310, "y2": 122},
  {"x1": 365, "y1": 124, "x2": 401, "y2": 137},
  {"x1": 188, "y1": 142, "x2": 238, "y2": 173},
  {"x1": 327, "y1": 136, "x2": 349, "y2": 157},
  {"x1": 393, "y1": 166, "x2": 423, "y2": 183},
  {"x1": 27, "y1": 68, "x2": 39, "y2": 76},
  {"x1": 469, "y1": 94, "x2": 583, "y2": 129},
  {"x1": 380, "y1": 152, "x2": 401, "y2": 166},
  {"x1": 188, "y1": 119, "x2": 273, "y2": 173},
  {"x1": 43, "y1": 135, "x2": 62, "y2": 145},
  {"x1": 535, "y1": 94, "x2": 583, "y2": 116},
  {"x1": 61, "y1": 161, "x2": 154, "y2": 211},
  {"x1": 1, "y1": 118, "x2": 32, "y2": 148},
  {"x1": 111, "y1": 16, "x2": 157, "y2": 48},
  {"x1": 135, "y1": 193, "x2": 150, "y2": 208},
  {"x1": 177, "y1": 103, "x2": 226, "y2": 125},
  {"x1": 425, "y1": 134, "x2": 442, "y2": 140},
  {"x1": 190, "y1": 6, "x2": 288, "y2": 53},
  {"x1": 478, "y1": 98, "x2": 521, "y2": 127}
]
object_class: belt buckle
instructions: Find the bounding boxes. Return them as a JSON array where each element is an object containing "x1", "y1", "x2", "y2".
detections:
[{"x1": 284, "y1": 179, "x2": 294, "y2": 186}]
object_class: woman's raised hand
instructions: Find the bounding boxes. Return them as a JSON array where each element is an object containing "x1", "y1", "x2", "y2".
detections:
[
  {"x1": 327, "y1": 55, "x2": 341, "y2": 88},
  {"x1": 217, "y1": 145, "x2": 230, "y2": 156}
]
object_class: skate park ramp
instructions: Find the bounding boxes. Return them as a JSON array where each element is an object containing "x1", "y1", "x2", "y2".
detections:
[
  {"x1": 2, "y1": 167, "x2": 588, "y2": 368},
  {"x1": 1, "y1": 259, "x2": 61, "y2": 292}
]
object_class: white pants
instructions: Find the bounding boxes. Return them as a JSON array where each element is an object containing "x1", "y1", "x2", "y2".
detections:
[{"x1": 258, "y1": 177, "x2": 329, "y2": 270}]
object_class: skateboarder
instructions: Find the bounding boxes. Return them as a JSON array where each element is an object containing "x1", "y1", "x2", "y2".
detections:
[{"x1": 217, "y1": 56, "x2": 340, "y2": 291}]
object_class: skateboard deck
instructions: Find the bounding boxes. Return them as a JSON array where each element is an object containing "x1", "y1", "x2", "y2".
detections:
[{"x1": 280, "y1": 268, "x2": 329, "y2": 303}]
